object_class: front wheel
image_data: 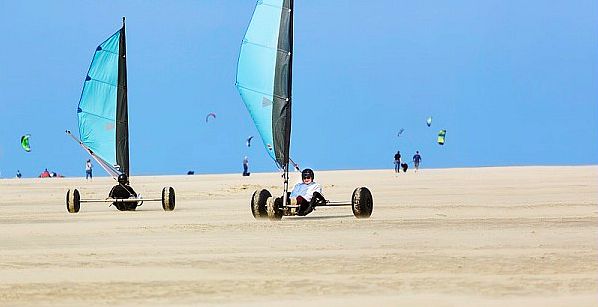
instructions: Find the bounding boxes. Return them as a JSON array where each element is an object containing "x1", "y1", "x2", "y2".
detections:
[
  {"x1": 162, "y1": 187, "x2": 175, "y2": 211},
  {"x1": 267, "y1": 197, "x2": 283, "y2": 220},
  {"x1": 251, "y1": 189, "x2": 271, "y2": 219},
  {"x1": 351, "y1": 187, "x2": 373, "y2": 218},
  {"x1": 66, "y1": 189, "x2": 80, "y2": 213}
]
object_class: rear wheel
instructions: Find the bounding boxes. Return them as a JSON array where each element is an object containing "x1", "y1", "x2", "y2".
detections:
[
  {"x1": 267, "y1": 197, "x2": 283, "y2": 220},
  {"x1": 251, "y1": 189, "x2": 271, "y2": 219},
  {"x1": 66, "y1": 189, "x2": 80, "y2": 213},
  {"x1": 109, "y1": 185, "x2": 138, "y2": 211},
  {"x1": 352, "y1": 187, "x2": 373, "y2": 218},
  {"x1": 162, "y1": 187, "x2": 175, "y2": 211}
]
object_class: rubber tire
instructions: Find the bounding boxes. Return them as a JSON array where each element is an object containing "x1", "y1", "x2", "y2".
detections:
[
  {"x1": 251, "y1": 189, "x2": 271, "y2": 219},
  {"x1": 162, "y1": 187, "x2": 175, "y2": 211},
  {"x1": 267, "y1": 197, "x2": 283, "y2": 220},
  {"x1": 66, "y1": 189, "x2": 80, "y2": 213},
  {"x1": 351, "y1": 187, "x2": 373, "y2": 218},
  {"x1": 109, "y1": 185, "x2": 138, "y2": 211}
]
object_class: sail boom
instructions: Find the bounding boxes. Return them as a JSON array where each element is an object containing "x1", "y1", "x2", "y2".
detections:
[{"x1": 66, "y1": 131, "x2": 121, "y2": 179}]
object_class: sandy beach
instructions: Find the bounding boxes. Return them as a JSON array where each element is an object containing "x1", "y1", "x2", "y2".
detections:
[{"x1": 0, "y1": 166, "x2": 596, "y2": 306}]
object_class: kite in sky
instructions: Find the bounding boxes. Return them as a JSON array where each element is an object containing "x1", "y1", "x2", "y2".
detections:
[
  {"x1": 205, "y1": 112, "x2": 216, "y2": 123},
  {"x1": 437, "y1": 129, "x2": 446, "y2": 145},
  {"x1": 21, "y1": 134, "x2": 31, "y2": 152}
]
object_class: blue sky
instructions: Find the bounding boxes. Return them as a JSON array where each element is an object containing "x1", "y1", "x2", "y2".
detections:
[{"x1": 1, "y1": 0, "x2": 596, "y2": 178}]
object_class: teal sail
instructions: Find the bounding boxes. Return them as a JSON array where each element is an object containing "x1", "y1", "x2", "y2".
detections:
[
  {"x1": 236, "y1": 0, "x2": 293, "y2": 170},
  {"x1": 76, "y1": 18, "x2": 129, "y2": 177}
]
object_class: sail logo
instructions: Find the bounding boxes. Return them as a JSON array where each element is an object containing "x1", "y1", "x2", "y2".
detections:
[{"x1": 262, "y1": 97, "x2": 272, "y2": 107}]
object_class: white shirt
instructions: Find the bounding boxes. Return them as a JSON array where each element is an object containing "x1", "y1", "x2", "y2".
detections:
[
  {"x1": 290, "y1": 181, "x2": 322, "y2": 201},
  {"x1": 86, "y1": 161, "x2": 92, "y2": 171}
]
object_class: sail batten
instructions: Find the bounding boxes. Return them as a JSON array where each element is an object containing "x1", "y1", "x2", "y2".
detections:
[{"x1": 235, "y1": 84, "x2": 289, "y2": 101}]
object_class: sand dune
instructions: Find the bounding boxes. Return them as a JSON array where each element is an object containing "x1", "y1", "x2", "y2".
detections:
[{"x1": 0, "y1": 166, "x2": 596, "y2": 306}]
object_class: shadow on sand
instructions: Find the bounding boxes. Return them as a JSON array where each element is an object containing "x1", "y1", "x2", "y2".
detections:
[{"x1": 289, "y1": 214, "x2": 354, "y2": 220}]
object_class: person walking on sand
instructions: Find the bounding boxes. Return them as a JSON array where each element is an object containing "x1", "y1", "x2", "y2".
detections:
[
  {"x1": 242, "y1": 156, "x2": 250, "y2": 176},
  {"x1": 413, "y1": 151, "x2": 422, "y2": 172},
  {"x1": 16, "y1": 170, "x2": 22, "y2": 178},
  {"x1": 393, "y1": 150, "x2": 401, "y2": 173},
  {"x1": 85, "y1": 159, "x2": 93, "y2": 180}
]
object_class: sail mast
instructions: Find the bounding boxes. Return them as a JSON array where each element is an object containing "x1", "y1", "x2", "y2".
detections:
[
  {"x1": 282, "y1": 0, "x2": 294, "y2": 202},
  {"x1": 115, "y1": 16, "x2": 130, "y2": 176}
]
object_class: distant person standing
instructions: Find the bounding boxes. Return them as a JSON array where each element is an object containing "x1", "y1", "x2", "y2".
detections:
[
  {"x1": 413, "y1": 151, "x2": 422, "y2": 172},
  {"x1": 393, "y1": 151, "x2": 401, "y2": 173},
  {"x1": 16, "y1": 170, "x2": 22, "y2": 178},
  {"x1": 242, "y1": 156, "x2": 250, "y2": 176},
  {"x1": 85, "y1": 159, "x2": 93, "y2": 180}
]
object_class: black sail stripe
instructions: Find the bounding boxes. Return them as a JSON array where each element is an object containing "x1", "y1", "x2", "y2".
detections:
[
  {"x1": 272, "y1": 0, "x2": 293, "y2": 169},
  {"x1": 116, "y1": 18, "x2": 130, "y2": 176}
]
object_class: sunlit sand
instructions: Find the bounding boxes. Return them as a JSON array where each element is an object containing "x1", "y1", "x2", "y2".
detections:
[{"x1": 0, "y1": 166, "x2": 596, "y2": 306}]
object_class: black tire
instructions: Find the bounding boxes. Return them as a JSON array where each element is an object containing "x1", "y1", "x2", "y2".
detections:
[
  {"x1": 352, "y1": 187, "x2": 373, "y2": 218},
  {"x1": 251, "y1": 189, "x2": 271, "y2": 219},
  {"x1": 267, "y1": 197, "x2": 283, "y2": 220},
  {"x1": 66, "y1": 189, "x2": 80, "y2": 213},
  {"x1": 109, "y1": 185, "x2": 138, "y2": 211},
  {"x1": 162, "y1": 187, "x2": 175, "y2": 211}
]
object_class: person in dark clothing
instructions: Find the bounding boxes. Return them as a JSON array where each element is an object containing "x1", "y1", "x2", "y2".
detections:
[
  {"x1": 393, "y1": 151, "x2": 401, "y2": 173},
  {"x1": 413, "y1": 151, "x2": 422, "y2": 172},
  {"x1": 242, "y1": 156, "x2": 250, "y2": 176},
  {"x1": 109, "y1": 173, "x2": 138, "y2": 211}
]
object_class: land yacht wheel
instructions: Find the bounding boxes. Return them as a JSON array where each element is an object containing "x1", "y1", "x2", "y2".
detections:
[
  {"x1": 251, "y1": 189, "x2": 271, "y2": 219},
  {"x1": 109, "y1": 185, "x2": 138, "y2": 211},
  {"x1": 351, "y1": 187, "x2": 373, "y2": 218},
  {"x1": 266, "y1": 197, "x2": 283, "y2": 221},
  {"x1": 162, "y1": 187, "x2": 175, "y2": 211},
  {"x1": 66, "y1": 189, "x2": 80, "y2": 213}
]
